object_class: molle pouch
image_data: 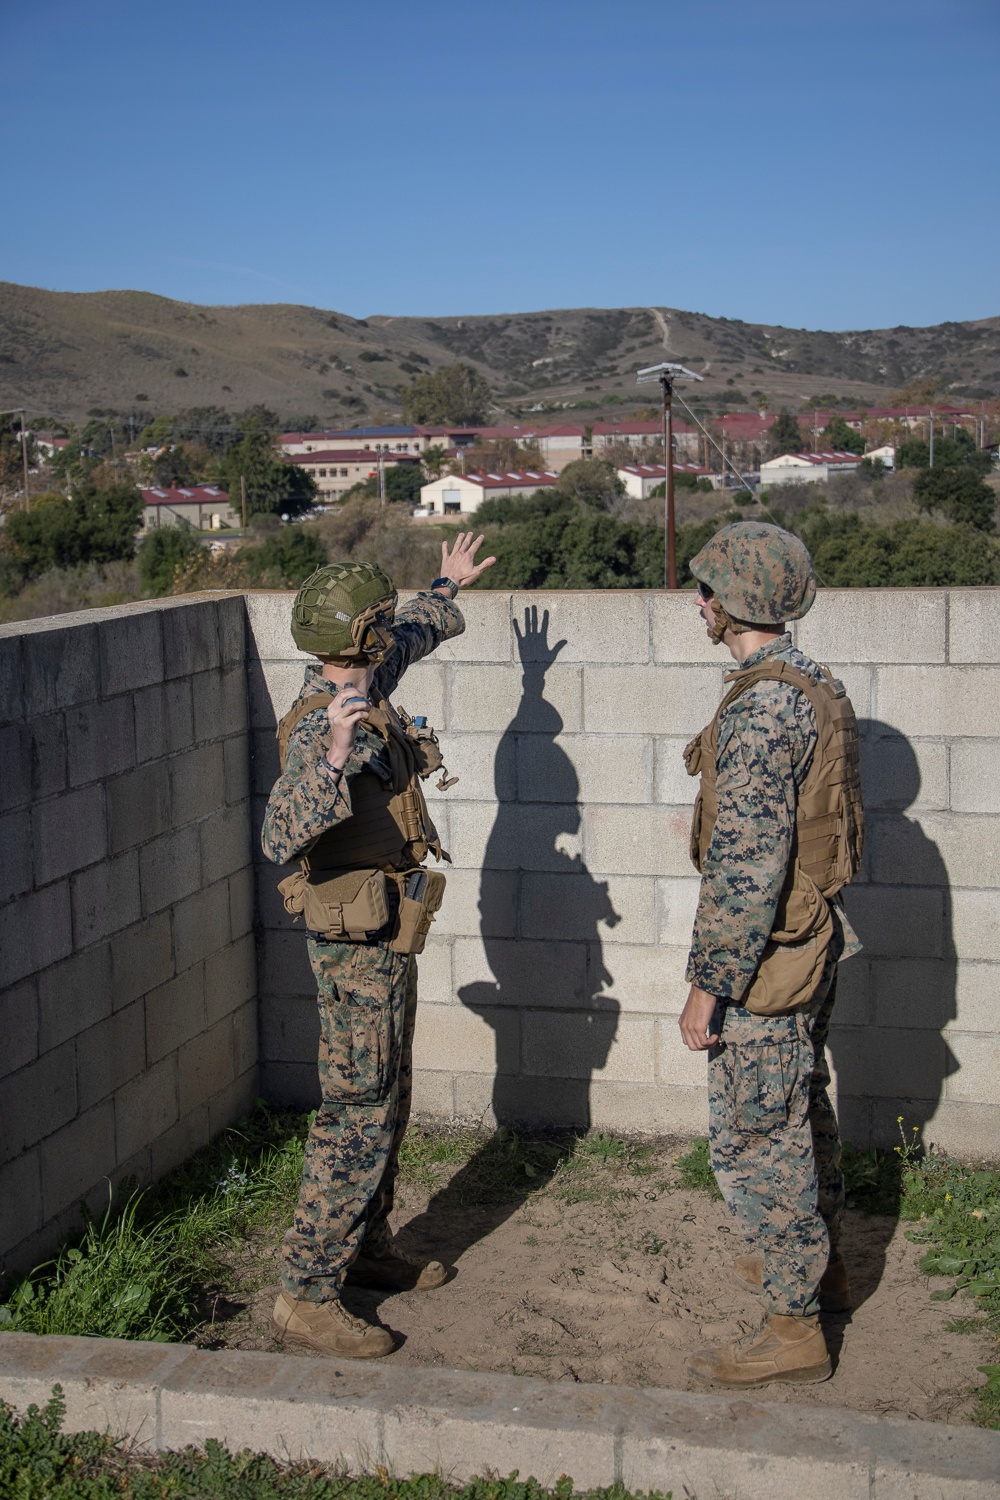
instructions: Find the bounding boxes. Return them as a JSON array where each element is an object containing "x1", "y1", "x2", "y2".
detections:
[
  {"x1": 389, "y1": 868, "x2": 447, "y2": 955},
  {"x1": 397, "y1": 706, "x2": 458, "y2": 791},
  {"x1": 278, "y1": 867, "x2": 389, "y2": 941}
]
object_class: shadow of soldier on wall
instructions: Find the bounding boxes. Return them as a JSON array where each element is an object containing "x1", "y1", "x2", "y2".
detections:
[
  {"x1": 828, "y1": 717, "x2": 958, "y2": 1315},
  {"x1": 399, "y1": 607, "x2": 621, "y2": 1268}
]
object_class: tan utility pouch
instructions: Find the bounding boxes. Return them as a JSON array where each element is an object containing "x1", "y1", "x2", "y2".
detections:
[
  {"x1": 389, "y1": 868, "x2": 447, "y2": 955},
  {"x1": 278, "y1": 867, "x2": 389, "y2": 941},
  {"x1": 742, "y1": 870, "x2": 835, "y2": 1015}
]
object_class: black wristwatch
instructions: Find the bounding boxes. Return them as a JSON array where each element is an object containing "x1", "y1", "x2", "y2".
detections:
[{"x1": 430, "y1": 576, "x2": 459, "y2": 598}]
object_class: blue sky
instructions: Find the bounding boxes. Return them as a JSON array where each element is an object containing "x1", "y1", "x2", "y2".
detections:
[{"x1": 4, "y1": 0, "x2": 997, "y2": 329}]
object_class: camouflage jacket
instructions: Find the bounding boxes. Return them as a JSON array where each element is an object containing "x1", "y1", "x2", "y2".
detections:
[
  {"x1": 685, "y1": 632, "x2": 832, "y2": 1001},
  {"x1": 262, "y1": 592, "x2": 463, "y2": 866}
]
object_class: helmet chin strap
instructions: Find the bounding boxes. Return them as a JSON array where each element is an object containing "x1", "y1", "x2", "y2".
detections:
[{"x1": 708, "y1": 601, "x2": 749, "y2": 645}]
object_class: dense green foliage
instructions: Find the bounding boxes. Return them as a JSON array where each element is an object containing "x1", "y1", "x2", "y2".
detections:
[
  {"x1": 897, "y1": 428, "x2": 992, "y2": 474},
  {"x1": 0, "y1": 1390, "x2": 670, "y2": 1500},
  {"x1": 4, "y1": 484, "x2": 143, "y2": 581},
  {"x1": 912, "y1": 466, "x2": 996, "y2": 531},
  {"x1": 236, "y1": 527, "x2": 327, "y2": 585},
  {"x1": 348, "y1": 463, "x2": 426, "y2": 505},
  {"x1": 401, "y1": 362, "x2": 492, "y2": 425},
  {"x1": 795, "y1": 510, "x2": 999, "y2": 584},
  {"x1": 216, "y1": 427, "x2": 316, "y2": 518},
  {"x1": 821, "y1": 416, "x2": 865, "y2": 454},
  {"x1": 137, "y1": 526, "x2": 204, "y2": 595},
  {"x1": 769, "y1": 409, "x2": 803, "y2": 453}
]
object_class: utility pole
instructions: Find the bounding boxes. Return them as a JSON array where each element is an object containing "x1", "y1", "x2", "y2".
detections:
[
  {"x1": 929, "y1": 408, "x2": 935, "y2": 469},
  {"x1": 636, "y1": 362, "x2": 703, "y2": 589},
  {"x1": 378, "y1": 451, "x2": 386, "y2": 506},
  {"x1": 240, "y1": 474, "x2": 247, "y2": 530},
  {"x1": 18, "y1": 409, "x2": 30, "y2": 508}
]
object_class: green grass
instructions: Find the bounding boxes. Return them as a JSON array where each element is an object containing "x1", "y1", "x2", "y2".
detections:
[{"x1": 0, "y1": 1387, "x2": 670, "y2": 1500}]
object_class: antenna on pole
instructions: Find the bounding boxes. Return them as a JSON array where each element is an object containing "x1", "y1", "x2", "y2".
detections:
[{"x1": 636, "y1": 362, "x2": 703, "y2": 589}]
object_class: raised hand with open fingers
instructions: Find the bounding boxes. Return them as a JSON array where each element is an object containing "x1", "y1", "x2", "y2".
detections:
[{"x1": 438, "y1": 531, "x2": 496, "y2": 589}]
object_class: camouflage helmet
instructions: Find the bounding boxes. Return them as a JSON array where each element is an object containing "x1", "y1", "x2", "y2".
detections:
[
  {"x1": 291, "y1": 562, "x2": 397, "y2": 660},
  {"x1": 689, "y1": 521, "x2": 816, "y2": 626}
]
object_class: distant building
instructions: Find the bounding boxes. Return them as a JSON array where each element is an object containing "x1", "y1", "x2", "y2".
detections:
[
  {"x1": 418, "y1": 469, "x2": 559, "y2": 517},
  {"x1": 864, "y1": 445, "x2": 896, "y2": 469},
  {"x1": 759, "y1": 451, "x2": 863, "y2": 486},
  {"x1": 285, "y1": 448, "x2": 421, "y2": 503},
  {"x1": 139, "y1": 484, "x2": 239, "y2": 530},
  {"x1": 592, "y1": 418, "x2": 699, "y2": 459},
  {"x1": 616, "y1": 462, "x2": 717, "y2": 498}
]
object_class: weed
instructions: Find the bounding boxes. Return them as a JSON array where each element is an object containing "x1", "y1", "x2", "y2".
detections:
[
  {"x1": 674, "y1": 1139, "x2": 722, "y2": 1200},
  {"x1": 0, "y1": 1386, "x2": 672, "y2": 1499}
]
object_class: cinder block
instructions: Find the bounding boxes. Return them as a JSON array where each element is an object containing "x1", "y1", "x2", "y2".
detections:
[
  {"x1": 583, "y1": 803, "x2": 693, "y2": 877},
  {"x1": 655, "y1": 876, "x2": 700, "y2": 947},
  {"x1": 410, "y1": 1068, "x2": 456, "y2": 1120},
  {"x1": 870, "y1": 957, "x2": 957, "y2": 1032},
  {"x1": 251, "y1": 728, "x2": 281, "y2": 795},
  {"x1": 208, "y1": 1067, "x2": 258, "y2": 1138},
  {"x1": 28, "y1": 714, "x2": 67, "y2": 800},
  {"x1": 654, "y1": 1019, "x2": 712, "y2": 1087},
  {"x1": 0, "y1": 978, "x2": 38, "y2": 1081},
  {"x1": 948, "y1": 588, "x2": 1000, "y2": 664},
  {"x1": 259, "y1": 993, "x2": 318, "y2": 1065},
  {"x1": 228, "y1": 866, "x2": 255, "y2": 942},
  {"x1": 205, "y1": 933, "x2": 257, "y2": 1025},
  {"x1": 223, "y1": 734, "x2": 250, "y2": 802},
  {"x1": 259, "y1": 930, "x2": 314, "y2": 999},
  {"x1": 797, "y1": 590, "x2": 946, "y2": 664},
  {"x1": 23, "y1": 623, "x2": 100, "y2": 715},
  {"x1": 415, "y1": 936, "x2": 452, "y2": 1005},
  {"x1": 943, "y1": 1031, "x2": 1000, "y2": 1106},
  {"x1": 232, "y1": 998, "x2": 258, "y2": 1078},
  {"x1": 134, "y1": 679, "x2": 194, "y2": 762},
  {"x1": 412, "y1": 1002, "x2": 499, "y2": 1074},
  {"x1": 393, "y1": 662, "x2": 446, "y2": 731},
  {"x1": 841, "y1": 884, "x2": 943, "y2": 959},
  {"x1": 588, "y1": 1078, "x2": 708, "y2": 1137},
  {"x1": 111, "y1": 912, "x2": 173, "y2": 1011},
  {"x1": 67, "y1": 697, "x2": 136, "y2": 787},
  {"x1": 71, "y1": 852, "x2": 141, "y2": 947},
  {"x1": 510, "y1": 592, "x2": 648, "y2": 664},
  {"x1": 584, "y1": 665, "x2": 720, "y2": 735},
  {"x1": 39, "y1": 1101, "x2": 116, "y2": 1220},
  {"x1": 0, "y1": 809, "x2": 31, "y2": 903},
  {"x1": 0, "y1": 726, "x2": 31, "y2": 812},
  {"x1": 139, "y1": 826, "x2": 201, "y2": 914},
  {"x1": 828, "y1": 955, "x2": 871, "y2": 1027},
  {"x1": 522, "y1": 1009, "x2": 653, "y2": 1082},
  {"x1": 818, "y1": 663, "x2": 873, "y2": 719},
  {"x1": 178, "y1": 1015, "x2": 236, "y2": 1115},
  {"x1": 244, "y1": 592, "x2": 309, "y2": 663},
  {"x1": 149, "y1": 1103, "x2": 211, "y2": 1180},
  {"x1": 519, "y1": 733, "x2": 654, "y2": 805},
  {"x1": 950, "y1": 741, "x2": 1000, "y2": 814},
  {"x1": 200, "y1": 804, "x2": 252, "y2": 887},
  {"x1": 447, "y1": 801, "x2": 585, "y2": 873},
  {"x1": 170, "y1": 741, "x2": 226, "y2": 825},
  {"x1": 192, "y1": 664, "x2": 247, "y2": 743},
  {"x1": 827, "y1": 1025, "x2": 947, "y2": 1101},
  {"x1": 33, "y1": 784, "x2": 108, "y2": 885},
  {"x1": 217, "y1": 596, "x2": 246, "y2": 668},
  {"x1": 76, "y1": 1001, "x2": 146, "y2": 1111},
  {"x1": 875, "y1": 665, "x2": 1000, "y2": 737},
  {"x1": 860, "y1": 734, "x2": 947, "y2": 813},
  {"x1": 522, "y1": 871, "x2": 655, "y2": 946},
  {"x1": 448, "y1": 663, "x2": 583, "y2": 733},
  {"x1": 944, "y1": 962, "x2": 1000, "y2": 1035},
  {"x1": 161, "y1": 599, "x2": 220, "y2": 679},
  {"x1": 432, "y1": 867, "x2": 516, "y2": 939},
  {"x1": 106, "y1": 759, "x2": 171, "y2": 855},
  {"x1": 426, "y1": 590, "x2": 510, "y2": 663},
  {"x1": 248, "y1": 660, "x2": 302, "y2": 732},
  {"x1": 652, "y1": 592, "x2": 726, "y2": 664},
  {"x1": 0, "y1": 1040, "x2": 77, "y2": 1160},
  {"x1": 114, "y1": 1055, "x2": 178, "y2": 1161},
  {"x1": 653, "y1": 736, "x2": 699, "y2": 805},
  {"x1": 597, "y1": 941, "x2": 689, "y2": 1013},
  {"x1": 423, "y1": 732, "x2": 513, "y2": 806},
  {"x1": 0, "y1": 882, "x2": 73, "y2": 989},
  {"x1": 451, "y1": 1071, "x2": 495, "y2": 1123},
  {"x1": 872, "y1": 811, "x2": 1000, "y2": 890},
  {"x1": 0, "y1": 634, "x2": 23, "y2": 725},
  {"x1": 145, "y1": 966, "x2": 206, "y2": 1064},
  {"x1": 919, "y1": 1099, "x2": 1000, "y2": 1158},
  {"x1": 0, "y1": 1150, "x2": 42, "y2": 1251},
  {"x1": 453, "y1": 935, "x2": 588, "y2": 1009},
  {"x1": 99, "y1": 608, "x2": 164, "y2": 696},
  {"x1": 951, "y1": 889, "x2": 1000, "y2": 962},
  {"x1": 37, "y1": 943, "x2": 113, "y2": 1052}
]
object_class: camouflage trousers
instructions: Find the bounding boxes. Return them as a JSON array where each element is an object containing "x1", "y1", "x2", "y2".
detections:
[
  {"x1": 708, "y1": 943, "x2": 844, "y2": 1317},
  {"x1": 279, "y1": 934, "x2": 417, "y2": 1302}
]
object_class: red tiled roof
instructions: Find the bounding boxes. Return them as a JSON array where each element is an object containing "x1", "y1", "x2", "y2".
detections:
[
  {"x1": 435, "y1": 470, "x2": 560, "y2": 490},
  {"x1": 283, "y1": 449, "x2": 420, "y2": 465},
  {"x1": 140, "y1": 485, "x2": 230, "y2": 506},
  {"x1": 618, "y1": 462, "x2": 713, "y2": 477},
  {"x1": 592, "y1": 418, "x2": 694, "y2": 435},
  {"x1": 762, "y1": 451, "x2": 861, "y2": 466}
]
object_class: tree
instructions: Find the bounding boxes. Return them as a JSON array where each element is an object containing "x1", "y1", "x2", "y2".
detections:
[
  {"x1": 554, "y1": 458, "x2": 625, "y2": 511},
  {"x1": 216, "y1": 427, "x2": 316, "y2": 517},
  {"x1": 150, "y1": 444, "x2": 198, "y2": 488},
  {"x1": 401, "y1": 363, "x2": 492, "y2": 425},
  {"x1": 4, "y1": 483, "x2": 143, "y2": 578},
  {"x1": 769, "y1": 409, "x2": 804, "y2": 455},
  {"x1": 422, "y1": 444, "x2": 447, "y2": 479},
  {"x1": 464, "y1": 437, "x2": 545, "y2": 474},
  {"x1": 898, "y1": 430, "x2": 992, "y2": 474},
  {"x1": 236, "y1": 525, "x2": 327, "y2": 585},
  {"x1": 137, "y1": 526, "x2": 204, "y2": 595},
  {"x1": 822, "y1": 417, "x2": 865, "y2": 455},
  {"x1": 912, "y1": 467, "x2": 996, "y2": 531},
  {"x1": 796, "y1": 510, "x2": 999, "y2": 586}
]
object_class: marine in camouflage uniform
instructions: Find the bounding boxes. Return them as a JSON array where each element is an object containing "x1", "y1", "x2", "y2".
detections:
[
  {"x1": 679, "y1": 522, "x2": 862, "y2": 1388},
  {"x1": 263, "y1": 537, "x2": 495, "y2": 1358}
]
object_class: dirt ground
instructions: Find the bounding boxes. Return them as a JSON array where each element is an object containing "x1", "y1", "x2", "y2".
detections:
[{"x1": 199, "y1": 1133, "x2": 992, "y2": 1425}]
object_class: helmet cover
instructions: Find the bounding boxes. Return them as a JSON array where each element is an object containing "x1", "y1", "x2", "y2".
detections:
[
  {"x1": 689, "y1": 522, "x2": 816, "y2": 626},
  {"x1": 291, "y1": 561, "x2": 397, "y2": 660}
]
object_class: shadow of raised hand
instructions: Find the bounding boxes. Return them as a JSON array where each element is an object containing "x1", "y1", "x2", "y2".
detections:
[{"x1": 514, "y1": 605, "x2": 567, "y2": 671}]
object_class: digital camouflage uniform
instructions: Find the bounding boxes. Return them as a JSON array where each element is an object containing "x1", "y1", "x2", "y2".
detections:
[{"x1": 262, "y1": 591, "x2": 463, "y2": 1302}]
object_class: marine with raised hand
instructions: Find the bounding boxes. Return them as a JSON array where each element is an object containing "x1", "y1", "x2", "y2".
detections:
[
  {"x1": 264, "y1": 533, "x2": 495, "y2": 1358},
  {"x1": 678, "y1": 521, "x2": 864, "y2": 1388}
]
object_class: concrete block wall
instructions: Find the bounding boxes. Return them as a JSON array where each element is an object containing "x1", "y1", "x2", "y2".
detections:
[
  {"x1": 247, "y1": 587, "x2": 1000, "y2": 1157},
  {"x1": 0, "y1": 596, "x2": 257, "y2": 1273}
]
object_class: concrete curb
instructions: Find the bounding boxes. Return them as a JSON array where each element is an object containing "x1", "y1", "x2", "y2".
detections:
[{"x1": 1, "y1": 1333, "x2": 998, "y2": 1498}]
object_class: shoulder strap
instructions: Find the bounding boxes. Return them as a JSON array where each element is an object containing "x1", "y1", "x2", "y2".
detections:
[
  {"x1": 277, "y1": 692, "x2": 333, "y2": 772},
  {"x1": 720, "y1": 659, "x2": 840, "y2": 719}
]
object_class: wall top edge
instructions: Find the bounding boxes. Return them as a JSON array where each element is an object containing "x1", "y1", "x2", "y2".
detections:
[{"x1": 0, "y1": 591, "x2": 246, "y2": 641}]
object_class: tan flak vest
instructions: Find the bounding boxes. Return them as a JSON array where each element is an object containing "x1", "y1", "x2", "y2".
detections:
[
  {"x1": 684, "y1": 659, "x2": 864, "y2": 1014},
  {"x1": 274, "y1": 693, "x2": 450, "y2": 947}
]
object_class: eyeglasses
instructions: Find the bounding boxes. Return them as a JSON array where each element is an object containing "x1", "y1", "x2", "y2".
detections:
[{"x1": 697, "y1": 581, "x2": 714, "y2": 601}]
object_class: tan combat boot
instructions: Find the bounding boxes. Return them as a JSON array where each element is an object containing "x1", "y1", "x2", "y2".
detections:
[
  {"x1": 348, "y1": 1238, "x2": 449, "y2": 1292},
  {"x1": 733, "y1": 1249, "x2": 852, "y2": 1312},
  {"x1": 271, "y1": 1291, "x2": 394, "y2": 1358},
  {"x1": 688, "y1": 1312, "x2": 832, "y2": 1387}
]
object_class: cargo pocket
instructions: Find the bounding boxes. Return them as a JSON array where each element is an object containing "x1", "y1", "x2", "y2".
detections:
[
  {"x1": 319, "y1": 952, "x2": 394, "y2": 1104},
  {"x1": 730, "y1": 1044, "x2": 793, "y2": 1134}
]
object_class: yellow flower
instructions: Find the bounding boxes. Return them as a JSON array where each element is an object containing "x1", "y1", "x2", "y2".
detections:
[
  {"x1": 945, "y1": 1192, "x2": 952, "y2": 1201},
  {"x1": 897, "y1": 1115, "x2": 904, "y2": 1123}
]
